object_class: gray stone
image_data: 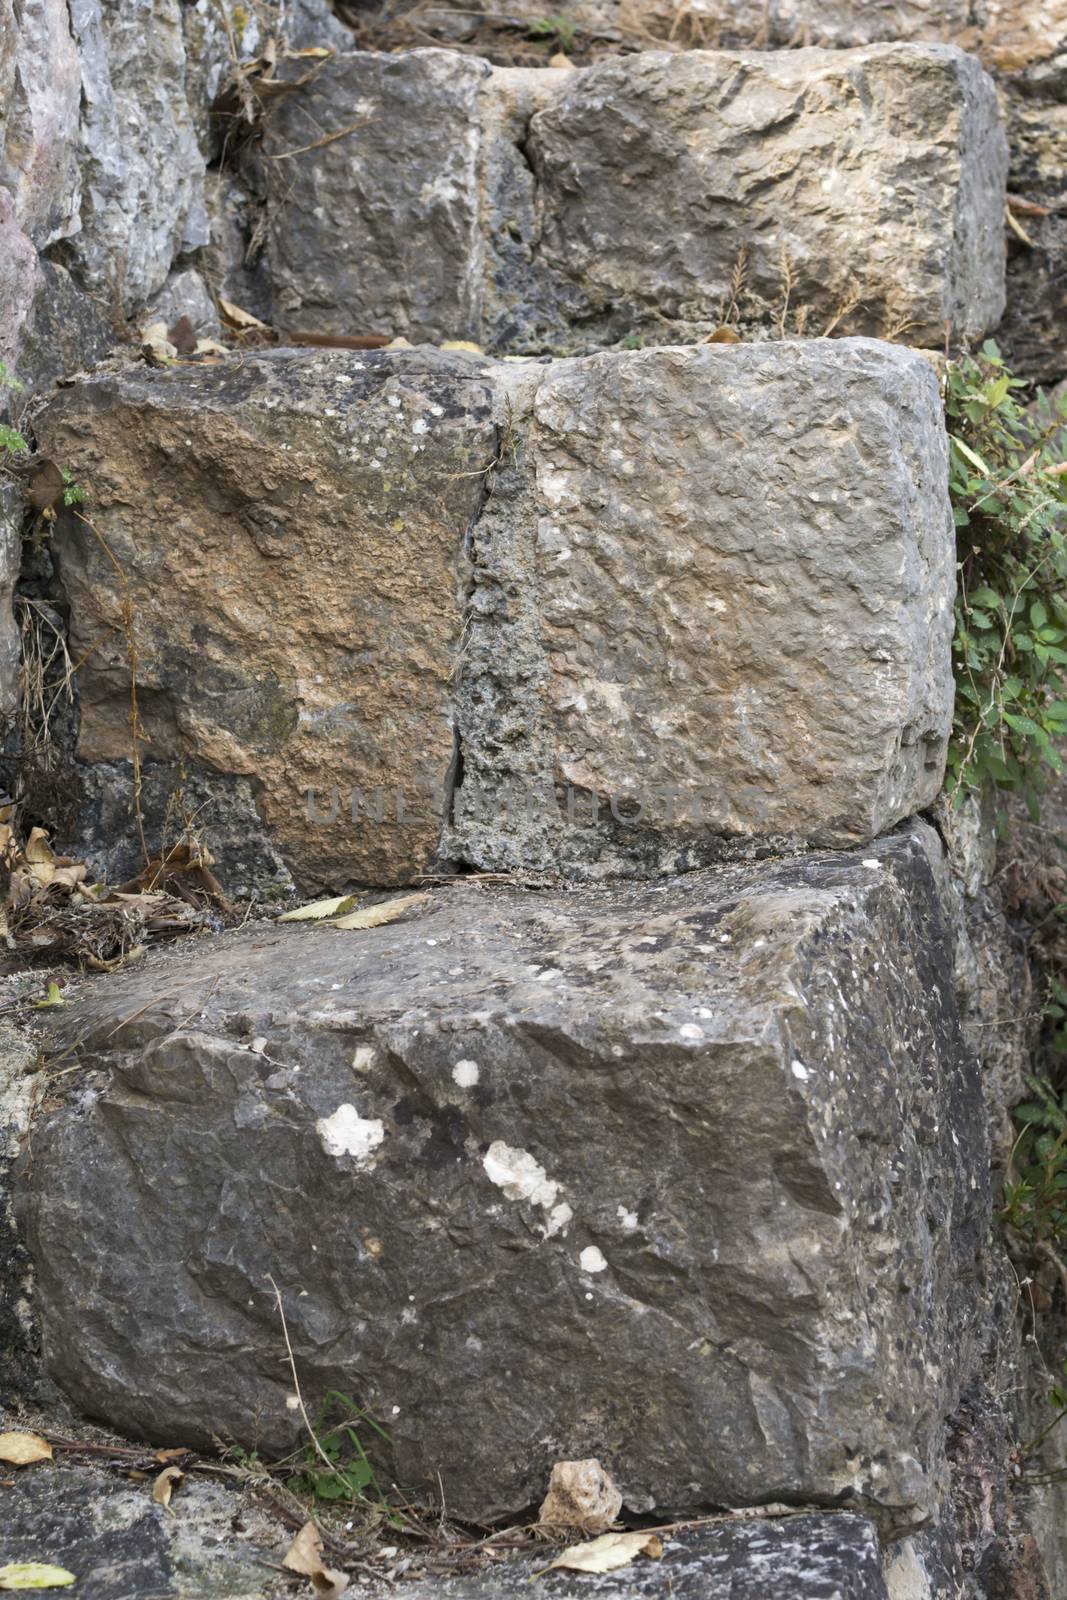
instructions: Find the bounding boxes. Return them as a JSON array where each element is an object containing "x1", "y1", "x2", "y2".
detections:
[
  {"x1": 524, "y1": 44, "x2": 1006, "y2": 350},
  {"x1": 22, "y1": 824, "x2": 989, "y2": 1528},
  {"x1": 264, "y1": 49, "x2": 489, "y2": 341},
  {"x1": 0, "y1": 0, "x2": 82, "y2": 247},
  {"x1": 0, "y1": 481, "x2": 24, "y2": 722},
  {"x1": 36, "y1": 347, "x2": 495, "y2": 891},
  {"x1": 65, "y1": 0, "x2": 209, "y2": 309},
  {"x1": 451, "y1": 339, "x2": 956, "y2": 875},
  {"x1": 0, "y1": 190, "x2": 40, "y2": 406},
  {"x1": 261, "y1": 43, "x2": 1007, "y2": 351},
  {"x1": 146, "y1": 267, "x2": 222, "y2": 338},
  {"x1": 13, "y1": 258, "x2": 114, "y2": 402},
  {"x1": 38, "y1": 340, "x2": 956, "y2": 887},
  {"x1": 367, "y1": 1516, "x2": 890, "y2": 1599},
  {"x1": 0, "y1": 1464, "x2": 293, "y2": 1599}
]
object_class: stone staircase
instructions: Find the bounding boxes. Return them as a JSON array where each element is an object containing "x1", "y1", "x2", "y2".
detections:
[{"x1": 1, "y1": 10, "x2": 1063, "y2": 1599}]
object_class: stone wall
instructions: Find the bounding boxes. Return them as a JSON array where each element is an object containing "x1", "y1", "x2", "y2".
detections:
[{"x1": 1, "y1": 3, "x2": 1066, "y2": 1597}]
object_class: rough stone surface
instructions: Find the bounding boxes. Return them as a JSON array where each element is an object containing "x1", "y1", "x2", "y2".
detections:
[
  {"x1": 23, "y1": 825, "x2": 989, "y2": 1527},
  {"x1": 0, "y1": 0, "x2": 82, "y2": 247},
  {"x1": 37, "y1": 348, "x2": 494, "y2": 890},
  {"x1": 0, "y1": 481, "x2": 24, "y2": 723},
  {"x1": 452, "y1": 339, "x2": 955, "y2": 875},
  {"x1": 524, "y1": 44, "x2": 1006, "y2": 349},
  {"x1": 264, "y1": 49, "x2": 489, "y2": 342},
  {"x1": 261, "y1": 42, "x2": 1007, "y2": 351},
  {"x1": 38, "y1": 340, "x2": 955, "y2": 886},
  {"x1": 369, "y1": 1516, "x2": 890, "y2": 1599},
  {"x1": 66, "y1": 0, "x2": 209, "y2": 308},
  {"x1": 0, "y1": 1463, "x2": 292, "y2": 1598}
]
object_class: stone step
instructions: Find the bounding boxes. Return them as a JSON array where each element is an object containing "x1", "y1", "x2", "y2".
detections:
[
  {"x1": 38, "y1": 338, "x2": 954, "y2": 892},
  {"x1": 258, "y1": 43, "x2": 1007, "y2": 353},
  {"x1": 20, "y1": 823, "x2": 988, "y2": 1531}
]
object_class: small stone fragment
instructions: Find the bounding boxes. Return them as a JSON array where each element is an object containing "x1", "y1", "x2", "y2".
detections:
[{"x1": 538, "y1": 1459, "x2": 623, "y2": 1535}]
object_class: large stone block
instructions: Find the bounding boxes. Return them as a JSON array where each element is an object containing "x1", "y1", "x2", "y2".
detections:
[
  {"x1": 38, "y1": 338, "x2": 954, "y2": 886},
  {"x1": 261, "y1": 42, "x2": 1006, "y2": 350},
  {"x1": 37, "y1": 348, "x2": 495, "y2": 888},
  {"x1": 21, "y1": 825, "x2": 988, "y2": 1527},
  {"x1": 451, "y1": 338, "x2": 955, "y2": 874}
]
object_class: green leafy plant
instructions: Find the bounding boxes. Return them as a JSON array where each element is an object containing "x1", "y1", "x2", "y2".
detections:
[
  {"x1": 1002, "y1": 1064, "x2": 1067, "y2": 1245},
  {"x1": 946, "y1": 341, "x2": 1067, "y2": 815},
  {"x1": 528, "y1": 13, "x2": 577, "y2": 51},
  {"x1": 61, "y1": 468, "x2": 85, "y2": 507},
  {"x1": 289, "y1": 1390, "x2": 399, "y2": 1515},
  {"x1": 0, "y1": 424, "x2": 28, "y2": 455}
]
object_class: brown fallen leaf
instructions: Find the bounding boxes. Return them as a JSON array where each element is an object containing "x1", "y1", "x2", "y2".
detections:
[
  {"x1": 218, "y1": 296, "x2": 271, "y2": 332},
  {"x1": 539, "y1": 1530, "x2": 665, "y2": 1576},
  {"x1": 154, "y1": 1448, "x2": 189, "y2": 1464},
  {"x1": 168, "y1": 315, "x2": 198, "y2": 354},
  {"x1": 0, "y1": 1433, "x2": 52, "y2": 1467},
  {"x1": 151, "y1": 1465, "x2": 184, "y2": 1510},
  {"x1": 331, "y1": 892, "x2": 430, "y2": 931},
  {"x1": 703, "y1": 326, "x2": 742, "y2": 344},
  {"x1": 283, "y1": 1522, "x2": 348, "y2": 1598}
]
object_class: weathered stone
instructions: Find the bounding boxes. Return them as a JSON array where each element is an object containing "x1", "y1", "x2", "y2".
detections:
[
  {"x1": 262, "y1": 43, "x2": 1006, "y2": 351},
  {"x1": 524, "y1": 44, "x2": 1006, "y2": 349},
  {"x1": 38, "y1": 339, "x2": 955, "y2": 885},
  {"x1": 65, "y1": 0, "x2": 208, "y2": 308},
  {"x1": 370, "y1": 1516, "x2": 891, "y2": 1598},
  {"x1": 22, "y1": 825, "x2": 989, "y2": 1527},
  {"x1": 0, "y1": 482, "x2": 25, "y2": 723},
  {"x1": 264, "y1": 49, "x2": 488, "y2": 342},
  {"x1": 0, "y1": 0, "x2": 82, "y2": 246},
  {"x1": 13, "y1": 259, "x2": 114, "y2": 403},
  {"x1": 37, "y1": 348, "x2": 494, "y2": 890},
  {"x1": 452, "y1": 339, "x2": 955, "y2": 874},
  {"x1": 0, "y1": 1464, "x2": 293, "y2": 1599},
  {"x1": 0, "y1": 190, "x2": 40, "y2": 406},
  {"x1": 146, "y1": 267, "x2": 222, "y2": 339}
]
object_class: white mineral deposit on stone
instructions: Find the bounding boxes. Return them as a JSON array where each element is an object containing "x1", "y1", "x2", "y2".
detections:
[
  {"x1": 617, "y1": 1205, "x2": 638, "y2": 1231},
  {"x1": 315, "y1": 1104, "x2": 386, "y2": 1162},
  {"x1": 483, "y1": 1140, "x2": 559, "y2": 1209},
  {"x1": 579, "y1": 1246, "x2": 608, "y2": 1273},
  {"x1": 452, "y1": 1059, "x2": 480, "y2": 1087},
  {"x1": 791, "y1": 1061, "x2": 811, "y2": 1082},
  {"x1": 352, "y1": 1045, "x2": 375, "y2": 1071}
]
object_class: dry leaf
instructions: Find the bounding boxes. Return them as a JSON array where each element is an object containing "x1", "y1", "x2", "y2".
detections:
[
  {"x1": 440, "y1": 340, "x2": 483, "y2": 354},
  {"x1": 540, "y1": 1531, "x2": 665, "y2": 1576},
  {"x1": 283, "y1": 1524, "x2": 348, "y2": 1599},
  {"x1": 0, "y1": 1433, "x2": 52, "y2": 1467},
  {"x1": 331, "y1": 892, "x2": 429, "y2": 930},
  {"x1": 33, "y1": 982, "x2": 65, "y2": 1010},
  {"x1": 154, "y1": 1448, "x2": 188, "y2": 1464},
  {"x1": 278, "y1": 894, "x2": 360, "y2": 922},
  {"x1": 284, "y1": 1523, "x2": 325, "y2": 1577},
  {"x1": 168, "y1": 315, "x2": 198, "y2": 355},
  {"x1": 218, "y1": 296, "x2": 270, "y2": 332},
  {"x1": 0, "y1": 1566, "x2": 76, "y2": 1590},
  {"x1": 194, "y1": 338, "x2": 229, "y2": 355},
  {"x1": 311, "y1": 1570, "x2": 348, "y2": 1600},
  {"x1": 151, "y1": 1465, "x2": 184, "y2": 1509},
  {"x1": 703, "y1": 326, "x2": 742, "y2": 344}
]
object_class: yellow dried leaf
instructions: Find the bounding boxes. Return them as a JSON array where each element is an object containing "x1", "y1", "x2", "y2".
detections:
[
  {"x1": 24, "y1": 829, "x2": 56, "y2": 866},
  {"x1": 283, "y1": 1522, "x2": 324, "y2": 1576},
  {"x1": 33, "y1": 982, "x2": 65, "y2": 1010},
  {"x1": 218, "y1": 296, "x2": 270, "y2": 332},
  {"x1": 311, "y1": 1568, "x2": 348, "y2": 1599},
  {"x1": 151, "y1": 1465, "x2": 184, "y2": 1509},
  {"x1": 0, "y1": 1565, "x2": 76, "y2": 1590},
  {"x1": 0, "y1": 1432, "x2": 52, "y2": 1466},
  {"x1": 540, "y1": 1531, "x2": 665, "y2": 1576},
  {"x1": 440, "y1": 340, "x2": 483, "y2": 354},
  {"x1": 331, "y1": 892, "x2": 429, "y2": 931},
  {"x1": 278, "y1": 894, "x2": 360, "y2": 923}
]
